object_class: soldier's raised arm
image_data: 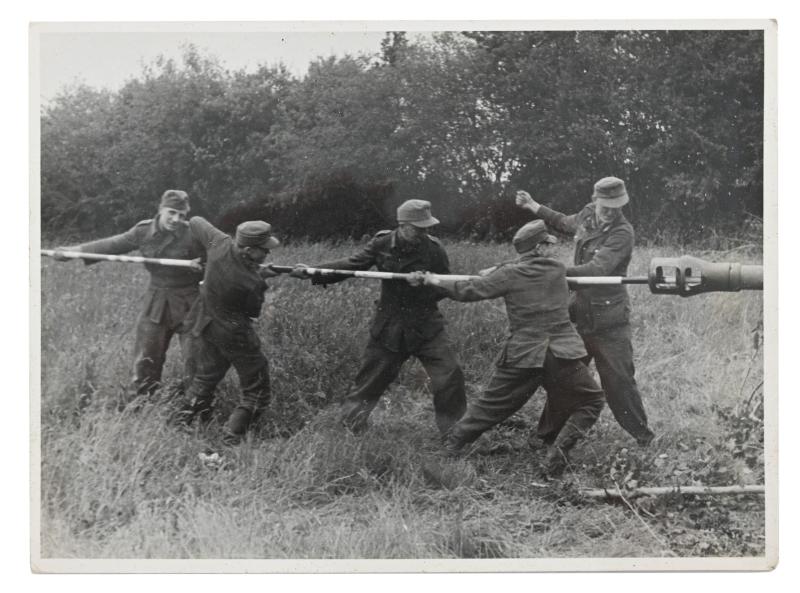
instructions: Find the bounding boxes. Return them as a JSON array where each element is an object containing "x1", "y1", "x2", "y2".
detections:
[{"x1": 516, "y1": 189, "x2": 581, "y2": 236}]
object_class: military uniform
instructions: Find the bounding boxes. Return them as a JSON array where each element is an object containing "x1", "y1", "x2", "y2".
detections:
[
  {"x1": 76, "y1": 216, "x2": 205, "y2": 395},
  {"x1": 182, "y1": 218, "x2": 273, "y2": 441},
  {"x1": 443, "y1": 249, "x2": 605, "y2": 460},
  {"x1": 536, "y1": 201, "x2": 655, "y2": 444},
  {"x1": 313, "y1": 229, "x2": 467, "y2": 434}
]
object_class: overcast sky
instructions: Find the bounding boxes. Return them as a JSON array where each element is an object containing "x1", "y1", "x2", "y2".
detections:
[{"x1": 37, "y1": 29, "x2": 402, "y2": 102}]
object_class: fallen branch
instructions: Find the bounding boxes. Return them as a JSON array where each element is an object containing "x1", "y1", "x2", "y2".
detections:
[{"x1": 580, "y1": 485, "x2": 764, "y2": 499}]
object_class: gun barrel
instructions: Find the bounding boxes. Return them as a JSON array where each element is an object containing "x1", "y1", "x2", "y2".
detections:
[
  {"x1": 649, "y1": 256, "x2": 764, "y2": 296},
  {"x1": 42, "y1": 252, "x2": 762, "y2": 296}
]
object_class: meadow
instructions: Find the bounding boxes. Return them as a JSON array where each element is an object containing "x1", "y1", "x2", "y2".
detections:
[{"x1": 38, "y1": 240, "x2": 765, "y2": 560}]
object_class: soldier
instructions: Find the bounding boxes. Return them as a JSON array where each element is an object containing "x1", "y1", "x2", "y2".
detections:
[
  {"x1": 178, "y1": 219, "x2": 280, "y2": 445},
  {"x1": 422, "y1": 220, "x2": 605, "y2": 476},
  {"x1": 516, "y1": 177, "x2": 655, "y2": 446},
  {"x1": 54, "y1": 190, "x2": 204, "y2": 400},
  {"x1": 291, "y1": 199, "x2": 467, "y2": 435}
]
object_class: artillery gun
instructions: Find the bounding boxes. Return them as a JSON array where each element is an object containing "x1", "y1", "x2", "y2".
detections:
[{"x1": 42, "y1": 250, "x2": 763, "y2": 296}]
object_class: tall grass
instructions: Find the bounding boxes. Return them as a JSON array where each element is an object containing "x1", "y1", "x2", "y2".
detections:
[{"x1": 38, "y1": 240, "x2": 765, "y2": 559}]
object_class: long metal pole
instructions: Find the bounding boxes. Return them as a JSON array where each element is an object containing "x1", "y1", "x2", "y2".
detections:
[
  {"x1": 265, "y1": 264, "x2": 649, "y2": 285},
  {"x1": 37, "y1": 250, "x2": 666, "y2": 286},
  {"x1": 41, "y1": 250, "x2": 762, "y2": 295},
  {"x1": 40, "y1": 249, "x2": 199, "y2": 269},
  {"x1": 265, "y1": 264, "x2": 478, "y2": 282}
]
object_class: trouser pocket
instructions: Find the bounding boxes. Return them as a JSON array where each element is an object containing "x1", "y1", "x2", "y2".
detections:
[{"x1": 590, "y1": 294, "x2": 629, "y2": 331}]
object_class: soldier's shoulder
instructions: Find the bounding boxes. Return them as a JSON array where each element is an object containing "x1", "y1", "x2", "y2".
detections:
[
  {"x1": 188, "y1": 216, "x2": 220, "y2": 233},
  {"x1": 130, "y1": 219, "x2": 154, "y2": 236},
  {"x1": 188, "y1": 215, "x2": 210, "y2": 227},
  {"x1": 426, "y1": 233, "x2": 442, "y2": 245},
  {"x1": 495, "y1": 259, "x2": 520, "y2": 272},
  {"x1": 479, "y1": 261, "x2": 510, "y2": 277},
  {"x1": 370, "y1": 229, "x2": 393, "y2": 244},
  {"x1": 612, "y1": 216, "x2": 635, "y2": 236}
]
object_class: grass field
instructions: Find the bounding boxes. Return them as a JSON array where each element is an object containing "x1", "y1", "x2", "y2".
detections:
[{"x1": 38, "y1": 240, "x2": 765, "y2": 560}]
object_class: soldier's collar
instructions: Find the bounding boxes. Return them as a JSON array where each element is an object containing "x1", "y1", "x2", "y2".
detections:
[
  {"x1": 584, "y1": 208, "x2": 613, "y2": 234},
  {"x1": 392, "y1": 229, "x2": 428, "y2": 252},
  {"x1": 153, "y1": 215, "x2": 187, "y2": 237}
]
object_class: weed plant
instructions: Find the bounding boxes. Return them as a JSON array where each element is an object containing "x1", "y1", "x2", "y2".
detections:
[{"x1": 39, "y1": 240, "x2": 765, "y2": 558}]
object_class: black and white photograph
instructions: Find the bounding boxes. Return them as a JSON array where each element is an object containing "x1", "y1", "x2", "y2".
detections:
[{"x1": 30, "y1": 20, "x2": 776, "y2": 572}]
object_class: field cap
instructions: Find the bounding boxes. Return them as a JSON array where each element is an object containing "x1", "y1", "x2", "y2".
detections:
[
  {"x1": 592, "y1": 177, "x2": 629, "y2": 208},
  {"x1": 160, "y1": 189, "x2": 190, "y2": 211},
  {"x1": 513, "y1": 220, "x2": 557, "y2": 254},
  {"x1": 397, "y1": 199, "x2": 440, "y2": 228},
  {"x1": 236, "y1": 221, "x2": 280, "y2": 249}
]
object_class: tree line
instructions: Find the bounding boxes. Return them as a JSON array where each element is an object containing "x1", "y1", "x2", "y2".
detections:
[{"x1": 41, "y1": 30, "x2": 764, "y2": 243}]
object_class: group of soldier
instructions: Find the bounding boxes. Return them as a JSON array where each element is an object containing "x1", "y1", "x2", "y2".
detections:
[{"x1": 54, "y1": 176, "x2": 654, "y2": 476}]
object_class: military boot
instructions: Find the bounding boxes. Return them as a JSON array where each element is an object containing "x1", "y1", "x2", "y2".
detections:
[
  {"x1": 222, "y1": 407, "x2": 253, "y2": 446},
  {"x1": 172, "y1": 397, "x2": 213, "y2": 428},
  {"x1": 440, "y1": 428, "x2": 469, "y2": 457},
  {"x1": 543, "y1": 445, "x2": 570, "y2": 478}
]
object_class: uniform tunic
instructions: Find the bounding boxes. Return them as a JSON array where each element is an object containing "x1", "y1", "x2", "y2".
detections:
[
  {"x1": 445, "y1": 251, "x2": 604, "y2": 450},
  {"x1": 183, "y1": 217, "x2": 271, "y2": 418},
  {"x1": 448, "y1": 254, "x2": 587, "y2": 366},
  {"x1": 313, "y1": 230, "x2": 466, "y2": 434},
  {"x1": 536, "y1": 203, "x2": 654, "y2": 444},
  {"x1": 76, "y1": 217, "x2": 205, "y2": 394}
]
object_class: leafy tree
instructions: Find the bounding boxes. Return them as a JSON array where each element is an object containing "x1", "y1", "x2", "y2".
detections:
[{"x1": 40, "y1": 31, "x2": 764, "y2": 242}]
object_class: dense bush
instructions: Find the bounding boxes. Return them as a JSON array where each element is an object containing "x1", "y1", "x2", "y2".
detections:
[{"x1": 41, "y1": 31, "x2": 764, "y2": 242}]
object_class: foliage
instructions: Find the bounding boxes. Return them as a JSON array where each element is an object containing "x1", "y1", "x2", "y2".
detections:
[{"x1": 41, "y1": 31, "x2": 764, "y2": 242}]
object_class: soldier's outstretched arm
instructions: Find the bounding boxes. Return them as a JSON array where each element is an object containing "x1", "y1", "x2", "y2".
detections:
[
  {"x1": 55, "y1": 224, "x2": 144, "y2": 265},
  {"x1": 308, "y1": 234, "x2": 382, "y2": 286},
  {"x1": 423, "y1": 268, "x2": 510, "y2": 303}
]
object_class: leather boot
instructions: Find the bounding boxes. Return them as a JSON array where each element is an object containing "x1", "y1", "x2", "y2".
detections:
[{"x1": 222, "y1": 407, "x2": 253, "y2": 445}]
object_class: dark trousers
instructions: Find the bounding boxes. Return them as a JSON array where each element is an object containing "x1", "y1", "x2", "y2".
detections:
[
  {"x1": 580, "y1": 325, "x2": 654, "y2": 443},
  {"x1": 451, "y1": 352, "x2": 604, "y2": 452},
  {"x1": 132, "y1": 312, "x2": 195, "y2": 396},
  {"x1": 185, "y1": 330, "x2": 271, "y2": 421},
  {"x1": 339, "y1": 330, "x2": 466, "y2": 434}
]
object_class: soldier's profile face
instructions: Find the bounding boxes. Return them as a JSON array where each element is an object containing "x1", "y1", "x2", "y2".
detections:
[
  {"x1": 397, "y1": 223, "x2": 426, "y2": 244},
  {"x1": 158, "y1": 207, "x2": 189, "y2": 232},
  {"x1": 538, "y1": 242, "x2": 556, "y2": 257},
  {"x1": 244, "y1": 245, "x2": 270, "y2": 265},
  {"x1": 595, "y1": 205, "x2": 619, "y2": 225}
]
